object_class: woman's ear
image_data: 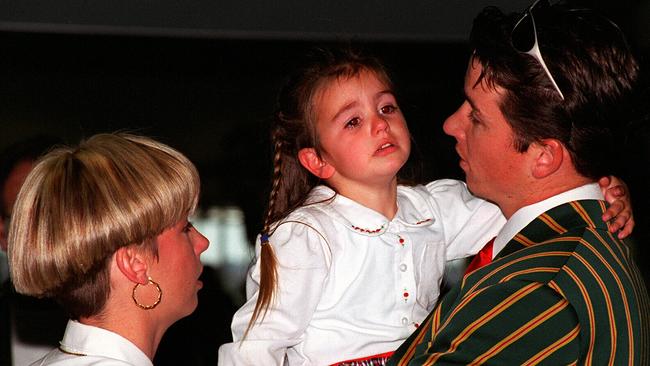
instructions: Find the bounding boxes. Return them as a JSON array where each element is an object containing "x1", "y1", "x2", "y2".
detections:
[
  {"x1": 114, "y1": 246, "x2": 149, "y2": 285},
  {"x1": 530, "y1": 139, "x2": 564, "y2": 179},
  {"x1": 298, "y1": 148, "x2": 335, "y2": 179}
]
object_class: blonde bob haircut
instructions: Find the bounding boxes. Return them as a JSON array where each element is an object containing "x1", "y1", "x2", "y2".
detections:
[{"x1": 8, "y1": 133, "x2": 200, "y2": 319}]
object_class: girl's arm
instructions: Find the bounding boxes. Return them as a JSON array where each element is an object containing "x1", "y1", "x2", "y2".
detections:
[
  {"x1": 598, "y1": 175, "x2": 634, "y2": 239},
  {"x1": 218, "y1": 221, "x2": 330, "y2": 366},
  {"x1": 424, "y1": 179, "x2": 505, "y2": 261}
]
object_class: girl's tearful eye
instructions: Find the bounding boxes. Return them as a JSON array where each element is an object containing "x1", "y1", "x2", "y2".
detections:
[
  {"x1": 380, "y1": 104, "x2": 397, "y2": 114},
  {"x1": 183, "y1": 221, "x2": 194, "y2": 233},
  {"x1": 345, "y1": 117, "x2": 361, "y2": 129}
]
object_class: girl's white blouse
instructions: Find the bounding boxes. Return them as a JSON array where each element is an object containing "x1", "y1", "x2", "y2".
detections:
[{"x1": 218, "y1": 179, "x2": 505, "y2": 366}]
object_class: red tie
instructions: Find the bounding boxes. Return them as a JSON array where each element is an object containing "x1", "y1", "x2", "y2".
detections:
[{"x1": 465, "y1": 237, "x2": 495, "y2": 274}]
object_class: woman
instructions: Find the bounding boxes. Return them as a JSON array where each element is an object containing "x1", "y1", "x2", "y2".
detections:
[{"x1": 8, "y1": 133, "x2": 209, "y2": 365}]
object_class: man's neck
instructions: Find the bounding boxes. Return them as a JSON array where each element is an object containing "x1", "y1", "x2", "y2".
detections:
[
  {"x1": 491, "y1": 182, "x2": 603, "y2": 258},
  {"x1": 499, "y1": 176, "x2": 593, "y2": 219}
]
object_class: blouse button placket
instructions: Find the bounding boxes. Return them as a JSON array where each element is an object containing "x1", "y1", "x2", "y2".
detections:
[
  {"x1": 393, "y1": 227, "x2": 415, "y2": 326},
  {"x1": 398, "y1": 234, "x2": 411, "y2": 307}
]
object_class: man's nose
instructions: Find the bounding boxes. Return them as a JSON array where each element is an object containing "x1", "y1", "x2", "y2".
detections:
[
  {"x1": 443, "y1": 105, "x2": 465, "y2": 138},
  {"x1": 442, "y1": 116, "x2": 456, "y2": 137}
]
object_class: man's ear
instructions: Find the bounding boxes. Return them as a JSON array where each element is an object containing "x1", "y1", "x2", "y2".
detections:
[
  {"x1": 530, "y1": 139, "x2": 564, "y2": 179},
  {"x1": 298, "y1": 148, "x2": 335, "y2": 179},
  {"x1": 114, "y1": 246, "x2": 149, "y2": 285}
]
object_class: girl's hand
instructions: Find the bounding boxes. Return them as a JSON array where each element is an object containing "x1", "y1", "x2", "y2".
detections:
[{"x1": 599, "y1": 176, "x2": 634, "y2": 239}]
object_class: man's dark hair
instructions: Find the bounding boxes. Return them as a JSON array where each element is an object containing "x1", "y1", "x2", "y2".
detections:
[{"x1": 469, "y1": 3, "x2": 638, "y2": 179}]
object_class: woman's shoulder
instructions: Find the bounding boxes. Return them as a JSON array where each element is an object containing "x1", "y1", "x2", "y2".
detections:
[
  {"x1": 30, "y1": 349, "x2": 141, "y2": 366},
  {"x1": 44, "y1": 321, "x2": 153, "y2": 366}
]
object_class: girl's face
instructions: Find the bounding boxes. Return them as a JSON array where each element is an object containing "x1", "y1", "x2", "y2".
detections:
[{"x1": 311, "y1": 70, "x2": 411, "y2": 191}]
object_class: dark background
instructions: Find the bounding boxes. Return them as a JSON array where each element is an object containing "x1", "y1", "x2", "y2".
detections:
[
  {"x1": 1, "y1": 0, "x2": 648, "y2": 245},
  {"x1": 1, "y1": 0, "x2": 648, "y2": 364}
]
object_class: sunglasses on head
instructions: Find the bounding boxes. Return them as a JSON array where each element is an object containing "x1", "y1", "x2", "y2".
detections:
[{"x1": 511, "y1": 0, "x2": 565, "y2": 100}]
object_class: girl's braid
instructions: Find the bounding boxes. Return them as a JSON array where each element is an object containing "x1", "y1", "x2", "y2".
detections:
[{"x1": 243, "y1": 134, "x2": 282, "y2": 339}]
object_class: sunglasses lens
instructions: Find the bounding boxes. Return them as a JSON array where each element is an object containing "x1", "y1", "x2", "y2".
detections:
[{"x1": 512, "y1": 14, "x2": 535, "y2": 52}]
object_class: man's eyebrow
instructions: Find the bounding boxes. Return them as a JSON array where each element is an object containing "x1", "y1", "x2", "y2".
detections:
[{"x1": 464, "y1": 89, "x2": 478, "y2": 112}]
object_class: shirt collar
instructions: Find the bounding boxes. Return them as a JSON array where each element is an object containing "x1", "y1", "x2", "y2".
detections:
[
  {"x1": 307, "y1": 185, "x2": 435, "y2": 236},
  {"x1": 493, "y1": 183, "x2": 603, "y2": 257},
  {"x1": 59, "y1": 320, "x2": 153, "y2": 366}
]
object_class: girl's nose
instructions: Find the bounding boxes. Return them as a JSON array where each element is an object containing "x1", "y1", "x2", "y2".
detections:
[{"x1": 372, "y1": 115, "x2": 390, "y2": 135}]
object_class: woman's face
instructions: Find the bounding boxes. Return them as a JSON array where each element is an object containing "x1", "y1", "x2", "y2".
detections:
[{"x1": 149, "y1": 218, "x2": 209, "y2": 321}]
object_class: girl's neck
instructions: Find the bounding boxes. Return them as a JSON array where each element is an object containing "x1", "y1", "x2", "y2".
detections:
[{"x1": 331, "y1": 178, "x2": 399, "y2": 219}]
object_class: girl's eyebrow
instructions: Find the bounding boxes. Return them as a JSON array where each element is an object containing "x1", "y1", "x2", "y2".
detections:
[
  {"x1": 330, "y1": 90, "x2": 394, "y2": 122},
  {"x1": 374, "y1": 90, "x2": 394, "y2": 101},
  {"x1": 331, "y1": 101, "x2": 358, "y2": 122}
]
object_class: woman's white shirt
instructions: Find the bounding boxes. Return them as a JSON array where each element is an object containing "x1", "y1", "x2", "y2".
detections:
[
  {"x1": 30, "y1": 320, "x2": 153, "y2": 366},
  {"x1": 218, "y1": 179, "x2": 505, "y2": 366}
]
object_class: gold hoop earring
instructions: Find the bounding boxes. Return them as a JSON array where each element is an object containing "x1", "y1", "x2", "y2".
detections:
[{"x1": 132, "y1": 277, "x2": 162, "y2": 310}]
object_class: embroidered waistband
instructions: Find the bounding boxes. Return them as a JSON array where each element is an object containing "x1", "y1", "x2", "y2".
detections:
[{"x1": 331, "y1": 351, "x2": 394, "y2": 366}]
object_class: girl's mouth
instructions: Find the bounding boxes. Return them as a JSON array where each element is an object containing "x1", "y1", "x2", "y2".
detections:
[{"x1": 375, "y1": 142, "x2": 398, "y2": 156}]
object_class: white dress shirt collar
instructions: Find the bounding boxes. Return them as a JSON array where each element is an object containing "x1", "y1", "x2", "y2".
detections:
[
  {"x1": 492, "y1": 183, "x2": 603, "y2": 257},
  {"x1": 58, "y1": 320, "x2": 153, "y2": 366}
]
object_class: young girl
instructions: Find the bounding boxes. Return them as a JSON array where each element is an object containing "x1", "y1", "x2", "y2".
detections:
[{"x1": 218, "y1": 48, "x2": 632, "y2": 366}]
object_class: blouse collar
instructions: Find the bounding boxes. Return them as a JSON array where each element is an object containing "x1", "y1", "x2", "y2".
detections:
[{"x1": 305, "y1": 185, "x2": 435, "y2": 236}]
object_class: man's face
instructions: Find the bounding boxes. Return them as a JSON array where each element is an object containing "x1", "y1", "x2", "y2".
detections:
[{"x1": 442, "y1": 59, "x2": 530, "y2": 216}]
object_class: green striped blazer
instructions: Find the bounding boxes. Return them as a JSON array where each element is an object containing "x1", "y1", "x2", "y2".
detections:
[{"x1": 388, "y1": 200, "x2": 650, "y2": 365}]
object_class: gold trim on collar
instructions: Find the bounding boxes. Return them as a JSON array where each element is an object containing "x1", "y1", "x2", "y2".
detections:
[{"x1": 58, "y1": 346, "x2": 87, "y2": 357}]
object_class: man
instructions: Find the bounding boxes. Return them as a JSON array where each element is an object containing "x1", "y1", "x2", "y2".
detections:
[{"x1": 389, "y1": 1, "x2": 649, "y2": 364}]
